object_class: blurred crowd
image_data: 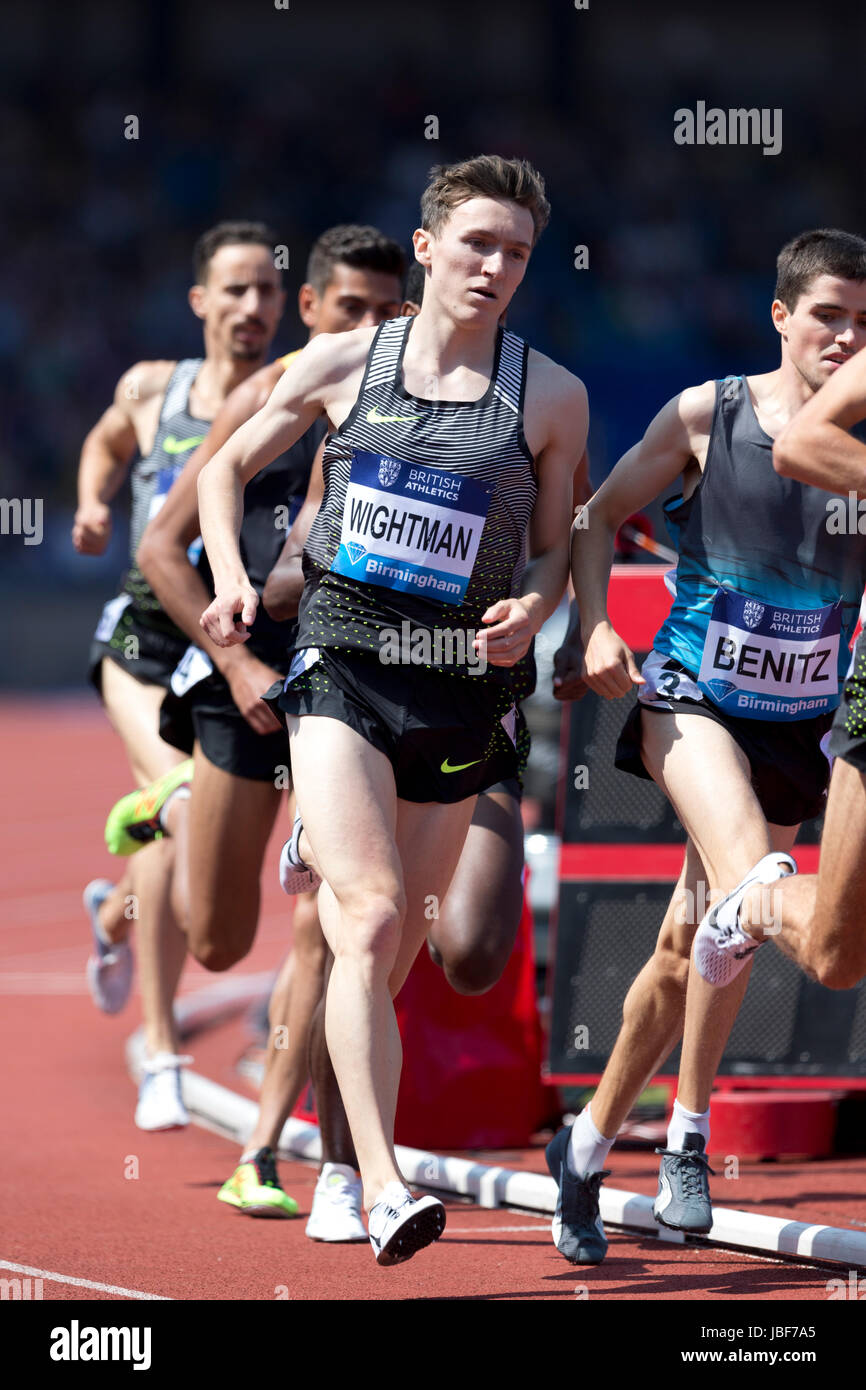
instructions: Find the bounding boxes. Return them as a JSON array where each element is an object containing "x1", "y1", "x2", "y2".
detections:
[{"x1": 1, "y1": 0, "x2": 863, "y2": 573}]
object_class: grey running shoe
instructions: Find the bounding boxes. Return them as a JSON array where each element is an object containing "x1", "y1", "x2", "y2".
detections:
[
  {"x1": 653, "y1": 1132, "x2": 715, "y2": 1233},
  {"x1": 545, "y1": 1126, "x2": 609, "y2": 1265}
]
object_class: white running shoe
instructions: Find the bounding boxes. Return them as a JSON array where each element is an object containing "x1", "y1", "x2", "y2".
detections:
[
  {"x1": 693, "y1": 852, "x2": 796, "y2": 987},
  {"x1": 367, "y1": 1182, "x2": 446, "y2": 1266},
  {"x1": 84, "y1": 879, "x2": 134, "y2": 1015},
  {"x1": 134, "y1": 1052, "x2": 192, "y2": 1131},
  {"x1": 279, "y1": 813, "x2": 322, "y2": 895},
  {"x1": 305, "y1": 1163, "x2": 368, "y2": 1242}
]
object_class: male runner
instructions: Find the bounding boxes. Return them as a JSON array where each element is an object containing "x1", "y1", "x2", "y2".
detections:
[
  {"x1": 108, "y1": 227, "x2": 405, "y2": 1226},
  {"x1": 197, "y1": 154, "x2": 588, "y2": 1265},
  {"x1": 548, "y1": 227, "x2": 866, "y2": 1265},
  {"x1": 75, "y1": 222, "x2": 287, "y2": 1128},
  {"x1": 687, "y1": 344, "x2": 866, "y2": 990}
]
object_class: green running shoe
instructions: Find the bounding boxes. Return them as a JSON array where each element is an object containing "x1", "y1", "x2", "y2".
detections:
[
  {"x1": 104, "y1": 759, "x2": 194, "y2": 856},
  {"x1": 217, "y1": 1148, "x2": 299, "y2": 1218}
]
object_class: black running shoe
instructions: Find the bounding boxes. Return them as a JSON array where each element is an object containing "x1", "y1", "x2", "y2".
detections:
[
  {"x1": 545, "y1": 1126, "x2": 609, "y2": 1265},
  {"x1": 653, "y1": 1132, "x2": 715, "y2": 1233}
]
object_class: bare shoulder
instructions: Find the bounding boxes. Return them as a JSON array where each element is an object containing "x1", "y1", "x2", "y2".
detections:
[
  {"x1": 526, "y1": 347, "x2": 587, "y2": 413},
  {"x1": 227, "y1": 359, "x2": 287, "y2": 417},
  {"x1": 674, "y1": 379, "x2": 717, "y2": 435},
  {"x1": 114, "y1": 359, "x2": 176, "y2": 408}
]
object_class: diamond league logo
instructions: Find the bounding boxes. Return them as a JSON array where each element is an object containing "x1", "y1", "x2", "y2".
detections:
[
  {"x1": 378, "y1": 457, "x2": 401, "y2": 487},
  {"x1": 742, "y1": 600, "x2": 765, "y2": 630}
]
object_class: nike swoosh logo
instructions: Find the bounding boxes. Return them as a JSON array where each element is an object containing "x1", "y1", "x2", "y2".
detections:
[
  {"x1": 366, "y1": 406, "x2": 424, "y2": 425},
  {"x1": 440, "y1": 757, "x2": 483, "y2": 774},
  {"x1": 162, "y1": 434, "x2": 206, "y2": 455}
]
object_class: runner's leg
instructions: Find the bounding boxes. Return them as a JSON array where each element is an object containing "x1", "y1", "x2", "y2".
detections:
[
  {"x1": 184, "y1": 748, "x2": 281, "y2": 971},
  {"x1": 427, "y1": 787, "x2": 524, "y2": 995}
]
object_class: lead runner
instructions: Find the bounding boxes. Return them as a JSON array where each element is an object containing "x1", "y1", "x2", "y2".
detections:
[{"x1": 197, "y1": 154, "x2": 588, "y2": 1265}]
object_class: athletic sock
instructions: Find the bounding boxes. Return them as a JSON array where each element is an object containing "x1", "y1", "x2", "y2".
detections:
[
  {"x1": 667, "y1": 1097, "x2": 710, "y2": 1152},
  {"x1": 567, "y1": 1102, "x2": 615, "y2": 1176},
  {"x1": 158, "y1": 785, "x2": 191, "y2": 832}
]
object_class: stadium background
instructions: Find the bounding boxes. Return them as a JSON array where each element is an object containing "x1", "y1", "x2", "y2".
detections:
[{"x1": 3, "y1": 0, "x2": 865, "y2": 694}]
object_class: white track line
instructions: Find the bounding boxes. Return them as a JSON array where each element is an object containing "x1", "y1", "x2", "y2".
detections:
[
  {"x1": 127, "y1": 975, "x2": 866, "y2": 1272},
  {"x1": 0, "y1": 1260, "x2": 171, "y2": 1301}
]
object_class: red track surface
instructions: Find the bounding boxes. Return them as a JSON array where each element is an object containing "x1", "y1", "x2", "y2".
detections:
[{"x1": 2, "y1": 698, "x2": 863, "y2": 1302}]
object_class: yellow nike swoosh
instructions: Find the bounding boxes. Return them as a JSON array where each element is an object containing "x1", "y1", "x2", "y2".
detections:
[
  {"x1": 440, "y1": 757, "x2": 483, "y2": 774},
  {"x1": 366, "y1": 406, "x2": 423, "y2": 425},
  {"x1": 163, "y1": 434, "x2": 206, "y2": 455}
]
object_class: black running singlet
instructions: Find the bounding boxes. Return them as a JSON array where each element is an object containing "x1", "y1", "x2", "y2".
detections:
[{"x1": 297, "y1": 316, "x2": 538, "y2": 679}]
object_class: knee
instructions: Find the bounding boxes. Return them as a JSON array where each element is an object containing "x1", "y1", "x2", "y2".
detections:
[
  {"x1": 438, "y1": 932, "x2": 510, "y2": 995},
  {"x1": 187, "y1": 906, "x2": 255, "y2": 973},
  {"x1": 335, "y1": 890, "x2": 405, "y2": 972},
  {"x1": 812, "y1": 951, "x2": 865, "y2": 992}
]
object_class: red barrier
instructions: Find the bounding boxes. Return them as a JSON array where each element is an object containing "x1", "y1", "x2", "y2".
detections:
[
  {"x1": 393, "y1": 885, "x2": 554, "y2": 1150},
  {"x1": 293, "y1": 885, "x2": 554, "y2": 1149}
]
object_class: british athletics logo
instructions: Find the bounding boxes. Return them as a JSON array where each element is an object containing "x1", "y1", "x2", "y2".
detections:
[{"x1": 331, "y1": 449, "x2": 493, "y2": 604}]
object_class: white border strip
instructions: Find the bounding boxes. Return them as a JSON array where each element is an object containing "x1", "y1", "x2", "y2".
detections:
[{"x1": 128, "y1": 975, "x2": 866, "y2": 1271}]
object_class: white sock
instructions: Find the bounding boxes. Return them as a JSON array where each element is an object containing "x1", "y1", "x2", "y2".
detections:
[
  {"x1": 567, "y1": 1102, "x2": 615, "y2": 1176},
  {"x1": 158, "y1": 785, "x2": 190, "y2": 832},
  {"x1": 667, "y1": 1097, "x2": 710, "y2": 1151}
]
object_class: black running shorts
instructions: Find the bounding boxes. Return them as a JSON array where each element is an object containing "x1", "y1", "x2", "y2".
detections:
[
  {"x1": 828, "y1": 630, "x2": 866, "y2": 774},
  {"x1": 269, "y1": 647, "x2": 519, "y2": 804},
  {"x1": 160, "y1": 670, "x2": 291, "y2": 783},
  {"x1": 615, "y1": 654, "x2": 833, "y2": 826},
  {"x1": 89, "y1": 596, "x2": 187, "y2": 694}
]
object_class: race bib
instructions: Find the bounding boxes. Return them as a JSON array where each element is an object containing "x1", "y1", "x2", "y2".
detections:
[
  {"x1": 331, "y1": 450, "x2": 493, "y2": 605},
  {"x1": 697, "y1": 587, "x2": 841, "y2": 720},
  {"x1": 284, "y1": 646, "x2": 321, "y2": 688},
  {"x1": 170, "y1": 644, "x2": 213, "y2": 697},
  {"x1": 95, "y1": 592, "x2": 132, "y2": 641}
]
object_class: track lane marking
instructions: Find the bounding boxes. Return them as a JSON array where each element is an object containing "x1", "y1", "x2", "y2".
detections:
[{"x1": 0, "y1": 1259, "x2": 172, "y2": 1301}]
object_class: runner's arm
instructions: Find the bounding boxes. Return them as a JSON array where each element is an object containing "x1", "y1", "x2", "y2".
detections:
[
  {"x1": 262, "y1": 435, "x2": 327, "y2": 621},
  {"x1": 137, "y1": 370, "x2": 286, "y2": 733},
  {"x1": 773, "y1": 351, "x2": 866, "y2": 495},
  {"x1": 198, "y1": 333, "x2": 360, "y2": 645},
  {"x1": 572, "y1": 382, "x2": 714, "y2": 697},
  {"x1": 72, "y1": 362, "x2": 168, "y2": 555}
]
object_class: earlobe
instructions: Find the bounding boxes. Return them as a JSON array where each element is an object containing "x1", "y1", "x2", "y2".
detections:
[
  {"x1": 298, "y1": 284, "x2": 318, "y2": 329},
  {"x1": 188, "y1": 285, "x2": 207, "y2": 321}
]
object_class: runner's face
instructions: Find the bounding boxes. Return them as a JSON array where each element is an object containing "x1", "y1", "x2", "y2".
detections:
[
  {"x1": 309, "y1": 265, "x2": 404, "y2": 334},
  {"x1": 197, "y1": 244, "x2": 285, "y2": 361},
  {"x1": 776, "y1": 274, "x2": 866, "y2": 393},
  {"x1": 420, "y1": 197, "x2": 534, "y2": 325}
]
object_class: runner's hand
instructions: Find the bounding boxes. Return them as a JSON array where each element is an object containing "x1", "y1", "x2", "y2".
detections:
[
  {"x1": 552, "y1": 633, "x2": 589, "y2": 702},
  {"x1": 583, "y1": 621, "x2": 645, "y2": 698},
  {"x1": 200, "y1": 584, "x2": 259, "y2": 647},
  {"x1": 72, "y1": 501, "x2": 112, "y2": 555},
  {"x1": 223, "y1": 654, "x2": 283, "y2": 735},
  {"x1": 477, "y1": 598, "x2": 534, "y2": 667}
]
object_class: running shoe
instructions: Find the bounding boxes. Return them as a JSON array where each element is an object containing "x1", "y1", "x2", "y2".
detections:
[
  {"x1": 104, "y1": 759, "x2": 194, "y2": 856},
  {"x1": 134, "y1": 1052, "x2": 192, "y2": 1131},
  {"x1": 279, "y1": 813, "x2": 322, "y2": 895},
  {"x1": 217, "y1": 1147, "x2": 299, "y2": 1217},
  {"x1": 367, "y1": 1182, "x2": 446, "y2": 1266},
  {"x1": 693, "y1": 852, "x2": 796, "y2": 987},
  {"x1": 653, "y1": 1132, "x2": 715, "y2": 1234},
  {"x1": 84, "y1": 879, "x2": 133, "y2": 1015},
  {"x1": 306, "y1": 1163, "x2": 367, "y2": 1242},
  {"x1": 545, "y1": 1125, "x2": 609, "y2": 1265}
]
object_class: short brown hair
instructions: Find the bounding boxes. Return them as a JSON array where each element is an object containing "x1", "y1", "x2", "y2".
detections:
[
  {"x1": 421, "y1": 155, "x2": 550, "y2": 246},
  {"x1": 775, "y1": 228, "x2": 866, "y2": 310},
  {"x1": 193, "y1": 221, "x2": 278, "y2": 284}
]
